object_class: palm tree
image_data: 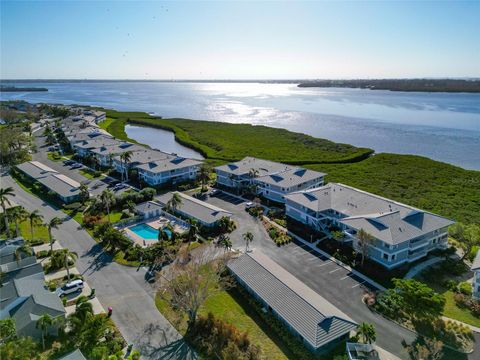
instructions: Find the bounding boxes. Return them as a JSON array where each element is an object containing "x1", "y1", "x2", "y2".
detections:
[
  {"x1": 248, "y1": 168, "x2": 259, "y2": 179},
  {"x1": 36, "y1": 313, "x2": 53, "y2": 350},
  {"x1": 47, "y1": 217, "x2": 63, "y2": 253},
  {"x1": 243, "y1": 231, "x2": 254, "y2": 253},
  {"x1": 357, "y1": 229, "x2": 374, "y2": 267},
  {"x1": 14, "y1": 244, "x2": 33, "y2": 263},
  {"x1": 8, "y1": 206, "x2": 28, "y2": 237},
  {"x1": 28, "y1": 210, "x2": 44, "y2": 242},
  {"x1": 100, "y1": 189, "x2": 115, "y2": 223},
  {"x1": 198, "y1": 165, "x2": 211, "y2": 192},
  {"x1": 166, "y1": 192, "x2": 182, "y2": 213},
  {"x1": 0, "y1": 187, "x2": 16, "y2": 237},
  {"x1": 61, "y1": 248, "x2": 78, "y2": 280},
  {"x1": 79, "y1": 182, "x2": 90, "y2": 205},
  {"x1": 120, "y1": 150, "x2": 133, "y2": 182},
  {"x1": 74, "y1": 296, "x2": 94, "y2": 322},
  {"x1": 357, "y1": 322, "x2": 376, "y2": 344},
  {"x1": 218, "y1": 234, "x2": 232, "y2": 252},
  {"x1": 186, "y1": 219, "x2": 198, "y2": 244}
]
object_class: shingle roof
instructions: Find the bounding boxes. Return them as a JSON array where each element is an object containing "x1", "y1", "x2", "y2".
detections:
[
  {"x1": 57, "y1": 349, "x2": 87, "y2": 360},
  {"x1": 90, "y1": 142, "x2": 143, "y2": 156},
  {"x1": 215, "y1": 156, "x2": 290, "y2": 177},
  {"x1": 472, "y1": 250, "x2": 480, "y2": 271},
  {"x1": 113, "y1": 148, "x2": 172, "y2": 166},
  {"x1": 136, "y1": 157, "x2": 202, "y2": 173},
  {"x1": 156, "y1": 192, "x2": 231, "y2": 225},
  {"x1": 255, "y1": 167, "x2": 326, "y2": 188},
  {"x1": 228, "y1": 251, "x2": 357, "y2": 349},
  {"x1": 135, "y1": 201, "x2": 163, "y2": 214}
]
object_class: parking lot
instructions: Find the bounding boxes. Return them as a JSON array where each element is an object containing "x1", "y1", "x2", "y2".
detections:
[{"x1": 204, "y1": 188, "x2": 415, "y2": 358}]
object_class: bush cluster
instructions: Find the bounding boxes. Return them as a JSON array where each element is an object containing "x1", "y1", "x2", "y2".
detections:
[
  {"x1": 265, "y1": 223, "x2": 292, "y2": 246},
  {"x1": 189, "y1": 312, "x2": 261, "y2": 360},
  {"x1": 454, "y1": 293, "x2": 480, "y2": 317}
]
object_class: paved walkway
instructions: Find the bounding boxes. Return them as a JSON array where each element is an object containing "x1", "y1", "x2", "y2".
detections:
[
  {"x1": 2, "y1": 173, "x2": 196, "y2": 360},
  {"x1": 404, "y1": 256, "x2": 447, "y2": 279},
  {"x1": 443, "y1": 316, "x2": 480, "y2": 334}
]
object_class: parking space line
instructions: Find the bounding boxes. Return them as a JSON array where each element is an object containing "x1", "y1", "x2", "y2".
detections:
[
  {"x1": 329, "y1": 268, "x2": 342, "y2": 274},
  {"x1": 352, "y1": 281, "x2": 366, "y2": 288},
  {"x1": 340, "y1": 275, "x2": 350, "y2": 280},
  {"x1": 318, "y1": 261, "x2": 334, "y2": 267}
]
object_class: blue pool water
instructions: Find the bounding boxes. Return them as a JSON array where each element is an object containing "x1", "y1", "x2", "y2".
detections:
[{"x1": 129, "y1": 223, "x2": 172, "y2": 240}]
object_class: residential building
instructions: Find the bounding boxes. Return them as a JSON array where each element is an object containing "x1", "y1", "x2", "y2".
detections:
[
  {"x1": 156, "y1": 191, "x2": 231, "y2": 227},
  {"x1": 89, "y1": 142, "x2": 142, "y2": 167},
  {"x1": 134, "y1": 201, "x2": 164, "y2": 219},
  {"x1": 228, "y1": 251, "x2": 357, "y2": 352},
  {"x1": 472, "y1": 250, "x2": 480, "y2": 299},
  {"x1": 72, "y1": 137, "x2": 120, "y2": 158},
  {"x1": 16, "y1": 161, "x2": 81, "y2": 203},
  {"x1": 57, "y1": 349, "x2": 87, "y2": 360},
  {"x1": 112, "y1": 148, "x2": 171, "y2": 175},
  {"x1": 215, "y1": 157, "x2": 325, "y2": 203},
  {"x1": 136, "y1": 157, "x2": 202, "y2": 186},
  {"x1": 285, "y1": 183, "x2": 454, "y2": 268},
  {"x1": 0, "y1": 238, "x2": 65, "y2": 339}
]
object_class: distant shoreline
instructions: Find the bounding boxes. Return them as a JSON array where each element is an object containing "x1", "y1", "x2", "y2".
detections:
[
  {"x1": 297, "y1": 79, "x2": 480, "y2": 93},
  {"x1": 0, "y1": 86, "x2": 48, "y2": 92}
]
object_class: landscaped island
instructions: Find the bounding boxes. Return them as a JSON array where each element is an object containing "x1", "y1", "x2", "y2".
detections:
[
  {"x1": 297, "y1": 79, "x2": 480, "y2": 93},
  {"x1": 101, "y1": 109, "x2": 480, "y2": 224}
]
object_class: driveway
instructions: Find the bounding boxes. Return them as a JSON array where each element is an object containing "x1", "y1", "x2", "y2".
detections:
[{"x1": 2, "y1": 173, "x2": 196, "y2": 360}]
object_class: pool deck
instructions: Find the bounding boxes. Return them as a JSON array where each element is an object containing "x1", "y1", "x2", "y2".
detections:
[{"x1": 122, "y1": 217, "x2": 188, "y2": 247}]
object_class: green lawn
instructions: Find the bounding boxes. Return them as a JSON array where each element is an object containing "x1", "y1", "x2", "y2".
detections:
[
  {"x1": 155, "y1": 288, "x2": 292, "y2": 360},
  {"x1": 17, "y1": 220, "x2": 49, "y2": 243},
  {"x1": 443, "y1": 291, "x2": 480, "y2": 327},
  {"x1": 79, "y1": 168, "x2": 104, "y2": 179},
  {"x1": 47, "y1": 151, "x2": 61, "y2": 162}
]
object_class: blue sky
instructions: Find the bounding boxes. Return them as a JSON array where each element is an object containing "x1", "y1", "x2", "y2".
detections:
[{"x1": 1, "y1": 1, "x2": 479, "y2": 79}]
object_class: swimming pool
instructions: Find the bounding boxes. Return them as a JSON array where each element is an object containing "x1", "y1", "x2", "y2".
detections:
[{"x1": 128, "y1": 223, "x2": 172, "y2": 241}]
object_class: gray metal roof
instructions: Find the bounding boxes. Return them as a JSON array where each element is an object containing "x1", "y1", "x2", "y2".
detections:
[
  {"x1": 255, "y1": 167, "x2": 326, "y2": 188},
  {"x1": 472, "y1": 250, "x2": 480, "y2": 271},
  {"x1": 16, "y1": 161, "x2": 58, "y2": 179},
  {"x1": 36, "y1": 173, "x2": 80, "y2": 198},
  {"x1": 90, "y1": 142, "x2": 143, "y2": 157},
  {"x1": 74, "y1": 137, "x2": 120, "y2": 150},
  {"x1": 215, "y1": 157, "x2": 290, "y2": 177},
  {"x1": 285, "y1": 183, "x2": 454, "y2": 245},
  {"x1": 156, "y1": 192, "x2": 231, "y2": 225},
  {"x1": 136, "y1": 157, "x2": 202, "y2": 174},
  {"x1": 228, "y1": 251, "x2": 357, "y2": 349}
]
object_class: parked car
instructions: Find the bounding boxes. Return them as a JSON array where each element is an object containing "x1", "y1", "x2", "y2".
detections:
[
  {"x1": 113, "y1": 183, "x2": 128, "y2": 191},
  {"x1": 71, "y1": 163, "x2": 83, "y2": 169},
  {"x1": 63, "y1": 159, "x2": 75, "y2": 166},
  {"x1": 56, "y1": 279, "x2": 84, "y2": 297},
  {"x1": 245, "y1": 201, "x2": 254, "y2": 208},
  {"x1": 107, "y1": 180, "x2": 120, "y2": 188}
]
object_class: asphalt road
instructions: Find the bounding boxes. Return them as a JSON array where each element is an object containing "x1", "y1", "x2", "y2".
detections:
[
  {"x1": 1, "y1": 173, "x2": 196, "y2": 360},
  {"x1": 207, "y1": 191, "x2": 477, "y2": 360}
]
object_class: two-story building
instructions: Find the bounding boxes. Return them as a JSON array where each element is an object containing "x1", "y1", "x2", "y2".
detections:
[
  {"x1": 136, "y1": 157, "x2": 202, "y2": 186},
  {"x1": 215, "y1": 157, "x2": 325, "y2": 203},
  {"x1": 285, "y1": 183, "x2": 454, "y2": 269},
  {"x1": 112, "y1": 148, "x2": 172, "y2": 176}
]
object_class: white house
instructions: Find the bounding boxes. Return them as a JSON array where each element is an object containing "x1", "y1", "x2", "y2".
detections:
[{"x1": 472, "y1": 250, "x2": 480, "y2": 299}]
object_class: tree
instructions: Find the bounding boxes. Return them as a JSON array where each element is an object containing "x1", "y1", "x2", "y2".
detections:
[
  {"x1": 28, "y1": 210, "x2": 43, "y2": 242},
  {"x1": 156, "y1": 246, "x2": 232, "y2": 330},
  {"x1": 47, "y1": 217, "x2": 63, "y2": 253},
  {"x1": 36, "y1": 314, "x2": 53, "y2": 350},
  {"x1": 218, "y1": 234, "x2": 232, "y2": 253},
  {"x1": 357, "y1": 228, "x2": 374, "y2": 267},
  {"x1": 0, "y1": 187, "x2": 16, "y2": 238},
  {"x1": 462, "y1": 224, "x2": 480, "y2": 260},
  {"x1": 120, "y1": 151, "x2": 133, "y2": 181},
  {"x1": 8, "y1": 206, "x2": 28, "y2": 238},
  {"x1": 14, "y1": 244, "x2": 33, "y2": 263},
  {"x1": 407, "y1": 338, "x2": 444, "y2": 360},
  {"x1": 166, "y1": 192, "x2": 182, "y2": 213},
  {"x1": 186, "y1": 219, "x2": 199, "y2": 244},
  {"x1": 198, "y1": 165, "x2": 211, "y2": 192},
  {"x1": 0, "y1": 318, "x2": 16, "y2": 344},
  {"x1": 74, "y1": 296, "x2": 94, "y2": 323},
  {"x1": 248, "y1": 168, "x2": 259, "y2": 179},
  {"x1": 0, "y1": 336, "x2": 39, "y2": 360},
  {"x1": 100, "y1": 189, "x2": 115, "y2": 223},
  {"x1": 392, "y1": 278, "x2": 445, "y2": 319},
  {"x1": 79, "y1": 182, "x2": 90, "y2": 205},
  {"x1": 357, "y1": 322, "x2": 376, "y2": 344},
  {"x1": 50, "y1": 249, "x2": 77, "y2": 279},
  {"x1": 218, "y1": 216, "x2": 235, "y2": 233},
  {"x1": 62, "y1": 249, "x2": 78, "y2": 280},
  {"x1": 243, "y1": 231, "x2": 254, "y2": 253}
]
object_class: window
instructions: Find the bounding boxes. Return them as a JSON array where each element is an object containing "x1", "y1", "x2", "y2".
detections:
[
  {"x1": 392, "y1": 254, "x2": 396, "y2": 261},
  {"x1": 383, "y1": 253, "x2": 389, "y2": 260}
]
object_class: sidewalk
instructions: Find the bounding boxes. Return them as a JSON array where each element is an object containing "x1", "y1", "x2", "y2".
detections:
[
  {"x1": 442, "y1": 316, "x2": 480, "y2": 334},
  {"x1": 44, "y1": 267, "x2": 80, "y2": 281},
  {"x1": 404, "y1": 256, "x2": 444, "y2": 279}
]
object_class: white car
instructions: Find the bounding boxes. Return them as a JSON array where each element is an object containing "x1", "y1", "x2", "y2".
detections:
[
  {"x1": 56, "y1": 279, "x2": 84, "y2": 297},
  {"x1": 245, "y1": 201, "x2": 254, "y2": 208}
]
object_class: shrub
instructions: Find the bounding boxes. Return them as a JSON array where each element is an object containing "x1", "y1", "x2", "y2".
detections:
[
  {"x1": 83, "y1": 214, "x2": 103, "y2": 229},
  {"x1": 121, "y1": 209, "x2": 132, "y2": 219},
  {"x1": 458, "y1": 282, "x2": 472, "y2": 296},
  {"x1": 443, "y1": 279, "x2": 458, "y2": 291},
  {"x1": 36, "y1": 250, "x2": 50, "y2": 258},
  {"x1": 29, "y1": 238, "x2": 44, "y2": 246},
  {"x1": 63, "y1": 202, "x2": 82, "y2": 211}
]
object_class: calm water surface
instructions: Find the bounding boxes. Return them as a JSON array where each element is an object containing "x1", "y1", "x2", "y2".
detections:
[{"x1": 1, "y1": 81, "x2": 479, "y2": 169}]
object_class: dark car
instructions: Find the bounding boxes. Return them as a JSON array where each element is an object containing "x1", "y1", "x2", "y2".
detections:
[
  {"x1": 107, "y1": 180, "x2": 120, "y2": 188},
  {"x1": 71, "y1": 163, "x2": 83, "y2": 169},
  {"x1": 63, "y1": 159, "x2": 74, "y2": 166}
]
